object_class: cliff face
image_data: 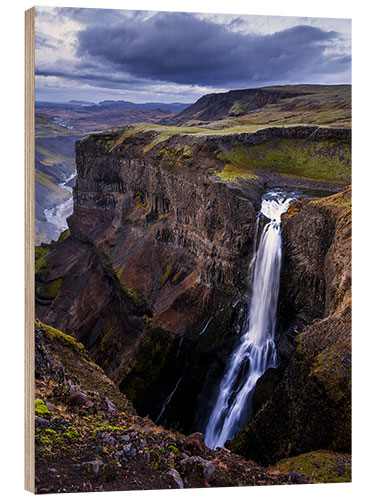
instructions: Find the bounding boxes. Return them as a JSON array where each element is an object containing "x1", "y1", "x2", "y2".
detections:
[
  {"x1": 71, "y1": 129, "x2": 261, "y2": 297},
  {"x1": 36, "y1": 124, "x2": 351, "y2": 441},
  {"x1": 229, "y1": 189, "x2": 351, "y2": 464}
]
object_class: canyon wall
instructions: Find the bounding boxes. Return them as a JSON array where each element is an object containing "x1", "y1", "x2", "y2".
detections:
[{"x1": 36, "y1": 125, "x2": 351, "y2": 440}]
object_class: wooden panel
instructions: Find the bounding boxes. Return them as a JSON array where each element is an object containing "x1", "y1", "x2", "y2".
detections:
[{"x1": 24, "y1": 6, "x2": 35, "y2": 494}]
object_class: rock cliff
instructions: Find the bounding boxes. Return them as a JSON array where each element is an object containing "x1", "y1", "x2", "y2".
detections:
[{"x1": 35, "y1": 124, "x2": 351, "y2": 450}]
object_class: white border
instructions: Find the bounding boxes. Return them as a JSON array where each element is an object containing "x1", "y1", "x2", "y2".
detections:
[{"x1": 1, "y1": 1, "x2": 373, "y2": 499}]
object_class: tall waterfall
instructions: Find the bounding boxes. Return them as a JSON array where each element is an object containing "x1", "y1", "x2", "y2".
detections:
[{"x1": 204, "y1": 190, "x2": 294, "y2": 449}]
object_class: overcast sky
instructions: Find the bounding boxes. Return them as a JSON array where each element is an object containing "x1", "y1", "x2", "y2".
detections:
[{"x1": 35, "y1": 7, "x2": 351, "y2": 104}]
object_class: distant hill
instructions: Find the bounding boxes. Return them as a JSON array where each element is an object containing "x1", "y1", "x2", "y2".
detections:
[
  {"x1": 68, "y1": 100, "x2": 95, "y2": 105},
  {"x1": 161, "y1": 84, "x2": 351, "y2": 128},
  {"x1": 95, "y1": 100, "x2": 190, "y2": 113},
  {"x1": 35, "y1": 100, "x2": 191, "y2": 133}
]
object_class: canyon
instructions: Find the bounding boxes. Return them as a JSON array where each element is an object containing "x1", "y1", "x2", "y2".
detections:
[{"x1": 35, "y1": 87, "x2": 351, "y2": 490}]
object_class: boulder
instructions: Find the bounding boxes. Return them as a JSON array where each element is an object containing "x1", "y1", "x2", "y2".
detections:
[
  {"x1": 182, "y1": 432, "x2": 206, "y2": 457},
  {"x1": 165, "y1": 468, "x2": 184, "y2": 489},
  {"x1": 180, "y1": 456, "x2": 216, "y2": 482},
  {"x1": 67, "y1": 391, "x2": 88, "y2": 408}
]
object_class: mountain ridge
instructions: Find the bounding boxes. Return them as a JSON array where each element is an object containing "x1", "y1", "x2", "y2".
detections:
[{"x1": 161, "y1": 84, "x2": 351, "y2": 128}]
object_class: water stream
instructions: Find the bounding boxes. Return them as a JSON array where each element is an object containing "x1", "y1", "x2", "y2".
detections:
[
  {"x1": 204, "y1": 190, "x2": 295, "y2": 449},
  {"x1": 44, "y1": 172, "x2": 76, "y2": 236},
  {"x1": 155, "y1": 376, "x2": 183, "y2": 424}
]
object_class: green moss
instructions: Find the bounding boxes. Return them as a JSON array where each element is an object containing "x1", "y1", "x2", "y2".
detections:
[
  {"x1": 271, "y1": 450, "x2": 351, "y2": 483},
  {"x1": 35, "y1": 246, "x2": 49, "y2": 261},
  {"x1": 36, "y1": 320, "x2": 88, "y2": 358},
  {"x1": 214, "y1": 139, "x2": 351, "y2": 184},
  {"x1": 94, "y1": 245, "x2": 146, "y2": 309},
  {"x1": 39, "y1": 278, "x2": 62, "y2": 300},
  {"x1": 35, "y1": 246, "x2": 51, "y2": 275},
  {"x1": 312, "y1": 341, "x2": 351, "y2": 402},
  {"x1": 171, "y1": 269, "x2": 184, "y2": 284},
  {"x1": 168, "y1": 445, "x2": 180, "y2": 454},
  {"x1": 159, "y1": 255, "x2": 183, "y2": 288},
  {"x1": 120, "y1": 329, "x2": 176, "y2": 403},
  {"x1": 124, "y1": 288, "x2": 146, "y2": 307},
  {"x1": 58, "y1": 229, "x2": 70, "y2": 242},
  {"x1": 35, "y1": 399, "x2": 51, "y2": 417},
  {"x1": 213, "y1": 164, "x2": 257, "y2": 183},
  {"x1": 229, "y1": 101, "x2": 248, "y2": 116},
  {"x1": 62, "y1": 426, "x2": 80, "y2": 441},
  {"x1": 134, "y1": 192, "x2": 151, "y2": 212},
  {"x1": 258, "y1": 139, "x2": 351, "y2": 183},
  {"x1": 160, "y1": 264, "x2": 172, "y2": 287},
  {"x1": 116, "y1": 266, "x2": 124, "y2": 279},
  {"x1": 95, "y1": 421, "x2": 127, "y2": 433},
  {"x1": 98, "y1": 318, "x2": 122, "y2": 353},
  {"x1": 213, "y1": 146, "x2": 258, "y2": 182},
  {"x1": 39, "y1": 435, "x2": 53, "y2": 446},
  {"x1": 182, "y1": 146, "x2": 193, "y2": 159},
  {"x1": 45, "y1": 428, "x2": 57, "y2": 436},
  {"x1": 149, "y1": 449, "x2": 161, "y2": 470}
]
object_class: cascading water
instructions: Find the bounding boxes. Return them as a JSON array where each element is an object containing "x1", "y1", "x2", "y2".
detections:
[
  {"x1": 204, "y1": 190, "x2": 295, "y2": 449},
  {"x1": 155, "y1": 376, "x2": 183, "y2": 424}
]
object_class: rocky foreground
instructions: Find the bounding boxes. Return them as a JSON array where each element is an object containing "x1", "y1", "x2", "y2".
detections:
[{"x1": 35, "y1": 320, "x2": 350, "y2": 493}]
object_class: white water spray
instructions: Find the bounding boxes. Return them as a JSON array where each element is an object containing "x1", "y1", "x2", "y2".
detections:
[{"x1": 204, "y1": 191, "x2": 294, "y2": 449}]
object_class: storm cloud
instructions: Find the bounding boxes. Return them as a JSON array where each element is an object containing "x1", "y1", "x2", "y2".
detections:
[
  {"x1": 35, "y1": 7, "x2": 351, "y2": 102},
  {"x1": 76, "y1": 11, "x2": 350, "y2": 88}
]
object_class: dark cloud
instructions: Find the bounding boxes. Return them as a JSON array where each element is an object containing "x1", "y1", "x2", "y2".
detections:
[{"x1": 75, "y1": 11, "x2": 350, "y2": 88}]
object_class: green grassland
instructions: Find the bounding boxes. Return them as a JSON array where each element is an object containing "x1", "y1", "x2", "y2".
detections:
[
  {"x1": 215, "y1": 139, "x2": 351, "y2": 184},
  {"x1": 103, "y1": 122, "x2": 350, "y2": 185}
]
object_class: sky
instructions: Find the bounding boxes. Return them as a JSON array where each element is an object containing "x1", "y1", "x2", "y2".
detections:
[{"x1": 35, "y1": 6, "x2": 352, "y2": 104}]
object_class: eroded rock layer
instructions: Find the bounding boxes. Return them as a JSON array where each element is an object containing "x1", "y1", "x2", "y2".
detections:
[{"x1": 36, "y1": 125, "x2": 351, "y2": 447}]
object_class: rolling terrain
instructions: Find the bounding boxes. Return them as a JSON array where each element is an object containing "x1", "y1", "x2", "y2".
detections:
[
  {"x1": 162, "y1": 84, "x2": 351, "y2": 129},
  {"x1": 36, "y1": 100, "x2": 190, "y2": 133}
]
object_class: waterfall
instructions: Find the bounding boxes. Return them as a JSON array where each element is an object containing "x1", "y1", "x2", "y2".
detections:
[
  {"x1": 199, "y1": 316, "x2": 213, "y2": 335},
  {"x1": 204, "y1": 190, "x2": 294, "y2": 449},
  {"x1": 155, "y1": 376, "x2": 183, "y2": 424}
]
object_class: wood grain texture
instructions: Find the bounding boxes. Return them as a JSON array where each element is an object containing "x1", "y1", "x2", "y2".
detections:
[{"x1": 25, "y1": 6, "x2": 35, "y2": 494}]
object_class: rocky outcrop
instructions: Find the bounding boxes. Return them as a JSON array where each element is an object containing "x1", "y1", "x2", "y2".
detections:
[
  {"x1": 228, "y1": 189, "x2": 351, "y2": 465},
  {"x1": 35, "y1": 234, "x2": 148, "y2": 379},
  {"x1": 34, "y1": 320, "x2": 292, "y2": 493}
]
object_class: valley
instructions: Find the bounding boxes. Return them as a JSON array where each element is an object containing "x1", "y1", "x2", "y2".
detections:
[{"x1": 34, "y1": 84, "x2": 352, "y2": 492}]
